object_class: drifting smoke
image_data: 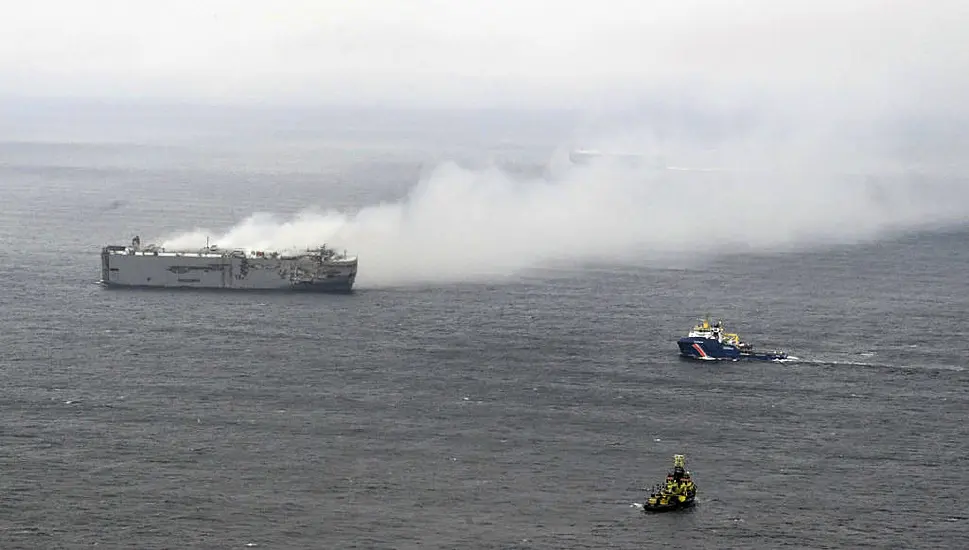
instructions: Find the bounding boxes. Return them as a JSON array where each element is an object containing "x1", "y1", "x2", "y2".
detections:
[{"x1": 160, "y1": 129, "x2": 969, "y2": 287}]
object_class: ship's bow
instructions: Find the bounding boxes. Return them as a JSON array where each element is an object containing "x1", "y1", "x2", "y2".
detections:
[{"x1": 678, "y1": 338, "x2": 705, "y2": 359}]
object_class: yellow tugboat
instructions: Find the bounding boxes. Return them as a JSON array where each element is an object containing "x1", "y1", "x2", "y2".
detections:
[{"x1": 643, "y1": 454, "x2": 697, "y2": 513}]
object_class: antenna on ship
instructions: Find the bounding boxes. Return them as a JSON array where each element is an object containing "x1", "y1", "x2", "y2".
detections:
[{"x1": 206, "y1": 236, "x2": 209, "y2": 249}]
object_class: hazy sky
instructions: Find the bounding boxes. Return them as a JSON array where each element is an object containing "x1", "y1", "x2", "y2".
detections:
[
  {"x1": 3, "y1": 0, "x2": 967, "y2": 115},
  {"x1": 4, "y1": 0, "x2": 967, "y2": 285}
]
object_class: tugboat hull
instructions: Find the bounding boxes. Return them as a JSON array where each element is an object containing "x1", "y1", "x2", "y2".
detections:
[
  {"x1": 677, "y1": 337, "x2": 789, "y2": 362},
  {"x1": 678, "y1": 337, "x2": 740, "y2": 360},
  {"x1": 642, "y1": 494, "x2": 696, "y2": 513}
]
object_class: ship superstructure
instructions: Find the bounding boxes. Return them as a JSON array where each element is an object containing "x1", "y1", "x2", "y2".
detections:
[{"x1": 100, "y1": 236, "x2": 357, "y2": 292}]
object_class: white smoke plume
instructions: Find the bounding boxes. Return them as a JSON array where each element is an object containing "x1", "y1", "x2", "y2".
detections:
[
  {"x1": 3, "y1": 1, "x2": 965, "y2": 287},
  {"x1": 159, "y1": 132, "x2": 969, "y2": 287}
]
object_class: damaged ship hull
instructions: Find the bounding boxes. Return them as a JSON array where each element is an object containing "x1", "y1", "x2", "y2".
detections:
[{"x1": 100, "y1": 238, "x2": 358, "y2": 292}]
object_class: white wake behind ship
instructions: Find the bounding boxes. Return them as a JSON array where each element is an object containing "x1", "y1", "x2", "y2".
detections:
[{"x1": 100, "y1": 236, "x2": 358, "y2": 292}]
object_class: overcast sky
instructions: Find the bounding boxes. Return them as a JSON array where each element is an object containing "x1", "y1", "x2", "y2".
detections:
[{"x1": 2, "y1": 0, "x2": 967, "y2": 117}]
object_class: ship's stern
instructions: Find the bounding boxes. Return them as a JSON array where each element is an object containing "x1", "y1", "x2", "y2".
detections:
[
  {"x1": 99, "y1": 244, "x2": 127, "y2": 285},
  {"x1": 100, "y1": 247, "x2": 110, "y2": 284}
]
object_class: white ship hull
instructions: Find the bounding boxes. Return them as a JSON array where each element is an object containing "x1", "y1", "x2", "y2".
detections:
[{"x1": 100, "y1": 238, "x2": 357, "y2": 292}]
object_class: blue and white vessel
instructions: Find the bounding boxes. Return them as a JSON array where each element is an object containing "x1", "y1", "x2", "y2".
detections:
[{"x1": 677, "y1": 318, "x2": 794, "y2": 362}]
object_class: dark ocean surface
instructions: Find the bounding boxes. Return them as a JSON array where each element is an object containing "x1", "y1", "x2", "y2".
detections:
[{"x1": 1, "y1": 108, "x2": 967, "y2": 549}]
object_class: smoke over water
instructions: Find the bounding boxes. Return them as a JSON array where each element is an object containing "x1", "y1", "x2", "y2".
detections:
[{"x1": 160, "y1": 137, "x2": 969, "y2": 288}]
